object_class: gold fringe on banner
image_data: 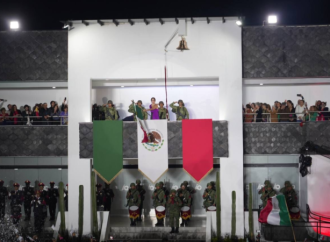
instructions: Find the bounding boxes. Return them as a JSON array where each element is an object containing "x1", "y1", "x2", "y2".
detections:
[{"x1": 94, "y1": 168, "x2": 123, "y2": 185}]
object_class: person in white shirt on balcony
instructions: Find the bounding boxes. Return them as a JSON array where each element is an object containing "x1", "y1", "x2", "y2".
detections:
[{"x1": 295, "y1": 99, "x2": 307, "y2": 122}]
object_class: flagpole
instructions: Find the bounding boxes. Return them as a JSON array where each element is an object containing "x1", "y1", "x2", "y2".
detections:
[{"x1": 284, "y1": 198, "x2": 297, "y2": 242}]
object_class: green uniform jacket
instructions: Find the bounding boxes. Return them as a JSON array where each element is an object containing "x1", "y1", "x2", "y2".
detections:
[
  {"x1": 203, "y1": 188, "x2": 216, "y2": 209},
  {"x1": 166, "y1": 195, "x2": 182, "y2": 213},
  {"x1": 178, "y1": 189, "x2": 191, "y2": 207},
  {"x1": 158, "y1": 108, "x2": 167, "y2": 120},
  {"x1": 170, "y1": 103, "x2": 189, "y2": 120},
  {"x1": 152, "y1": 189, "x2": 166, "y2": 207},
  {"x1": 126, "y1": 189, "x2": 141, "y2": 207},
  {"x1": 285, "y1": 189, "x2": 298, "y2": 208},
  {"x1": 128, "y1": 103, "x2": 148, "y2": 121},
  {"x1": 100, "y1": 106, "x2": 118, "y2": 120}
]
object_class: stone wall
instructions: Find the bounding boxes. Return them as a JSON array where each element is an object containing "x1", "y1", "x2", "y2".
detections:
[
  {"x1": 244, "y1": 122, "x2": 330, "y2": 154},
  {"x1": 0, "y1": 126, "x2": 67, "y2": 156}
]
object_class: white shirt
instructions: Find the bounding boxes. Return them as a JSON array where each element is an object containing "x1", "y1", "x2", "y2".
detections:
[{"x1": 295, "y1": 105, "x2": 305, "y2": 120}]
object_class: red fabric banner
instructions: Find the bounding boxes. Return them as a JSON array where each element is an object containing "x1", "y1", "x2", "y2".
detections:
[{"x1": 182, "y1": 119, "x2": 213, "y2": 182}]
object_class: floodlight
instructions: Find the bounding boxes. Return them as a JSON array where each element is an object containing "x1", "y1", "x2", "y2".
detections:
[
  {"x1": 268, "y1": 15, "x2": 277, "y2": 24},
  {"x1": 10, "y1": 21, "x2": 19, "y2": 29},
  {"x1": 236, "y1": 20, "x2": 242, "y2": 26}
]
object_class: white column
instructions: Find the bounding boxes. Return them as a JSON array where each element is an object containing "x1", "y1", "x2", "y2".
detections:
[
  {"x1": 68, "y1": 29, "x2": 92, "y2": 233},
  {"x1": 219, "y1": 21, "x2": 244, "y2": 237}
]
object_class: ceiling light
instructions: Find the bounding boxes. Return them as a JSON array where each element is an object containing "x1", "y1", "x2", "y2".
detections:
[
  {"x1": 121, "y1": 86, "x2": 124, "y2": 88},
  {"x1": 260, "y1": 83, "x2": 264, "y2": 86},
  {"x1": 10, "y1": 21, "x2": 19, "y2": 29},
  {"x1": 52, "y1": 87, "x2": 56, "y2": 89},
  {"x1": 14, "y1": 168, "x2": 18, "y2": 171},
  {"x1": 58, "y1": 168, "x2": 62, "y2": 171},
  {"x1": 236, "y1": 20, "x2": 242, "y2": 26},
  {"x1": 268, "y1": 15, "x2": 277, "y2": 24},
  {"x1": 190, "y1": 85, "x2": 194, "y2": 87}
]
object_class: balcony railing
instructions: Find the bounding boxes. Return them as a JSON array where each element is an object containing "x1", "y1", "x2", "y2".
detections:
[
  {"x1": 0, "y1": 116, "x2": 68, "y2": 125},
  {"x1": 244, "y1": 111, "x2": 330, "y2": 123}
]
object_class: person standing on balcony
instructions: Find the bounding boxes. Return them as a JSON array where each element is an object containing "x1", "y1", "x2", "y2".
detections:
[
  {"x1": 144, "y1": 97, "x2": 159, "y2": 120},
  {"x1": 6, "y1": 104, "x2": 12, "y2": 115},
  {"x1": 306, "y1": 106, "x2": 318, "y2": 121},
  {"x1": 32, "y1": 104, "x2": 41, "y2": 125},
  {"x1": 278, "y1": 102, "x2": 290, "y2": 122},
  {"x1": 244, "y1": 104, "x2": 253, "y2": 123},
  {"x1": 170, "y1": 100, "x2": 189, "y2": 121},
  {"x1": 320, "y1": 102, "x2": 330, "y2": 121},
  {"x1": 269, "y1": 106, "x2": 278, "y2": 122},
  {"x1": 0, "y1": 108, "x2": 9, "y2": 125},
  {"x1": 60, "y1": 105, "x2": 68, "y2": 125},
  {"x1": 50, "y1": 104, "x2": 61, "y2": 125},
  {"x1": 40, "y1": 103, "x2": 50, "y2": 125},
  {"x1": 254, "y1": 104, "x2": 263, "y2": 122},
  {"x1": 100, "y1": 100, "x2": 118, "y2": 121},
  {"x1": 10, "y1": 105, "x2": 22, "y2": 125},
  {"x1": 49, "y1": 101, "x2": 56, "y2": 113},
  {"x1": 22, "y1": 105, "x2": 32, "y2": 125},
  {"x1": 295, "y1": 99, "x2": 306, "y2": 122},
  {"x1": 286, "y1": 100, "x2": 296, "y2": 122}
]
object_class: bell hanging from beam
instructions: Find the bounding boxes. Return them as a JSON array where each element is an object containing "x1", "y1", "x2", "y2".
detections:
[{"x1": 177, "y1": 37, "x2": 189, "y2": 51}]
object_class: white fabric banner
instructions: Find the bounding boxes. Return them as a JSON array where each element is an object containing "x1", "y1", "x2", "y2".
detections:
[{"x1": 137, "y1": 119, "x2": 168, "y2": 183}]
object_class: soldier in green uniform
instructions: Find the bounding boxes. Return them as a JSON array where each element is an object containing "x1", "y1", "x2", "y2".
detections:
[
  {"x1": 126, "y1": 183, "x2": 141, "y2": 226},
  {"x1": 170, "y1": 100, "x2": 189, "y2": 120},
  {"x1": 259, "y1": 181, "x2": 276, "y2": 208},
  {"x1": 136, "y1": 179, "x2": 145, "y2": 221},
  {"x1": 128, "y1": 100, "x2": 148, "y2": 121},
  {"x1": 203, "y1": 183, "x2": 216, "y2": 211},
  {"x1": 167, "y1": 189, "x2": 182, "y2": 234},
  {"x1": 158, "y1": 101, "x2": 168, "y2": 120},
  {"x1": 159, "y1": 181, "x2": 169, "y2": 202},
  {"x1": 280, "y1": 181, "x2": 291, "y2": 193},
  {"x1": 103, "y1": 183, "x2": 114, "y2": 212},
  {"x1": 283, "y1": 181, "x2": 298, "y2": 209},
  {"x1": 152, "y1": 183, "x2": 166, "y2": 226},
  {"x1": 178, "y1": 183, "x2": 191, "y2": 226},
  {"x1": 100, "y1": 100, "x2": 118, "y2": 120}
]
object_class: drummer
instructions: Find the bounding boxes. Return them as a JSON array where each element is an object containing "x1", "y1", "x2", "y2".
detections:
[
  {"x1": 283, "y1": 181, "x2": 298, "y2": 209},
  {"x1": 203, "y1": 183, "x2": 216, "y2": 211},
  {"x1": 178, "y1": 183, "x2": 191, "y2": 227},
  {"x1": 126, "y1": 183, "x2": 141, "y2": 226},
  {"x1": 152, "y1": 183, "x2": 166, "y2": 226}
]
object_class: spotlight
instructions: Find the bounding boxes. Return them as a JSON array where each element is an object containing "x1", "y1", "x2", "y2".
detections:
[
  {"x1": 260, "y1": 83, "x2": 263, "y2": 86},
  {"x1": 52, "y1": 87, "x2": 56, "y2": 89},
  {"x1": 268, "y1": 15, "x2": 277, "y2": 24},
  {"x1": 14, "y1": 168, "x2": 18, "y2": 171},
  {"x1": 190, "y1": 85, "x2": 194, "y2": 87},
  {"x1": 236, "y1": 20, "x2": 242, "y2": 26},
  {"x1": 121, "y1": 86, "x2": 125, "y2": 88},
  {"x1": 299, "y1": 154, "x2": 312, "y2": 177},
  {"x1": 10, "y1": 21, "x2": 19, "y2": 29},
  {"x1": 58, "y1": 168, "x2": 62, "y2": 171}
]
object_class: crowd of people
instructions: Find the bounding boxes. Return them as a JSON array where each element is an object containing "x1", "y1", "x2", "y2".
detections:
[
  {"x1": 243, "y1": 99, "x2": 330, "y2": 122},
  {"x1": 92, "y1": 98, "x2": 189, "y2": 121},
  {"x1": 0, "y1": 99, "x2": 68, "y2": 125}
]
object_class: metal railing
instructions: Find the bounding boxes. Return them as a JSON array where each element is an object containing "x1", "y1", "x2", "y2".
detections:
[
  {"x1": 0, "y1": 115, "x2": 68, "y2": 125},
  {"x1": 244, "y1": 111, "x2": 330, "y2": 123}
]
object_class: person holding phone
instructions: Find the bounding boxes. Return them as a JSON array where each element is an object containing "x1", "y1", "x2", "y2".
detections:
[{"x1": 295, "y1": 99, "x2": 306, "y2": 122}]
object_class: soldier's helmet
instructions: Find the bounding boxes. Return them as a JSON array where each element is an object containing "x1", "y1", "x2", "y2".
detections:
[
  {"x1": 38, "y1": 182, "x2": 45, "y2": 187},
  {"x1": 130, "y1": 183, "x2": 135, "y2": 188},
  {"x1": 264, "y1": 180, "x2": 271, "y2": 186},
  {"x1": 155, "y1": 183, "x2": 160, "y2": 188},
  {"x1": 50, "y1": 181, "x2": 55, "y2": 185},
  {"x1": 25, "y1": 180, "x2": 30, "y2": 184},
  {"x1": 178, "y1": 100, "x2": 185, "y2": 106},
  {"x1": 183, "y1": 181, "x2": 188, "y2": 186},
  {"x1": 207, "y1": 183, "x2": 211, "y2": 187},
  {"x1": 159, "y1": 181, "x2": 164, "y2": 186},
  {"x1": 13, "y1": 183, "x2": 20, "y2": 187},
  {"x1": 136, "y1": 179, "x2": 141, "y2": 184},
  {"x1": 108, "y1": 100, "x2": 113, "y2": 105},
  {"x1": 0, "y1": 180, "x2": 4, "y2": 184},
  {"x1": 284, "y1": 181, "x2": 292, "y2": 187},
  {"x1": 170, "y1": 189, "x2": 176, "y2": 193},
  {"x1": 96, "y1": 184, "x2": 102, "y2": 188},
  {"x1": 181, "y1": 183, "x2": 186, "y2": 188},
  {"x1": 66, "y1": 184, "x2": 68, "y2": 187}
]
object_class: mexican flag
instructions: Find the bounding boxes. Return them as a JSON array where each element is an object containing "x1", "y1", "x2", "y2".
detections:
[{"x1": 258, "y1": 194, "x2": 291, "y2": 226}]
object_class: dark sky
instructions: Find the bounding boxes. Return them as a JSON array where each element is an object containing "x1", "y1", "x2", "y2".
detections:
[{"x1": 1, "y1": 0, "x2": 330, "y2": 31}]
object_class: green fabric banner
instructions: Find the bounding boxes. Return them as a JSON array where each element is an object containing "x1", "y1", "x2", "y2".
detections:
[
  {"x1": 136, "y1": 105, "x2": 144, "y2": 120},
  {"x1": 93, "y1": 121, "x2": 123, "y2": 183}
]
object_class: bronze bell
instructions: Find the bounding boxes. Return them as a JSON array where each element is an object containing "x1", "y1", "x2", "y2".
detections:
[{"x1": 177, "y1": 37, "x2": 189, "y2": 51}]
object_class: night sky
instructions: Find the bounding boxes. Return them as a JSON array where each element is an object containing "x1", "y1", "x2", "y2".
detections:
[{"x1": 1, "y1": 0, "x2": 330, "y2": 31}]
